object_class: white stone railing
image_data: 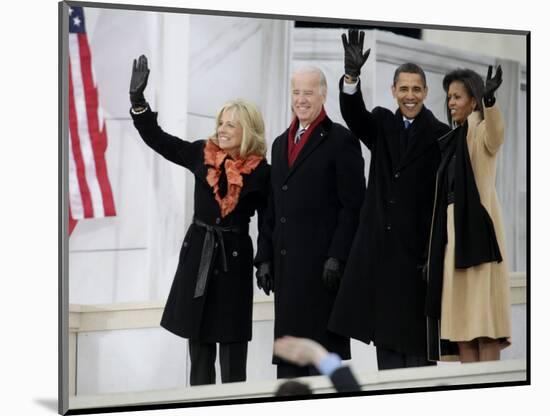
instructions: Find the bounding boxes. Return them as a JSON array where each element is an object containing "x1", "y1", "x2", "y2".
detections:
[
  {"x1": 66, "y1": 272, "x2": 526, "y2": 403},
  {"x1": 68, "y1": 272, "x2": 526, "y2": 333}
]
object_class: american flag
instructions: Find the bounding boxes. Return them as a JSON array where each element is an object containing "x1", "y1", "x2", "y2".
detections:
[{"x1": 68, "y1": 6, "x2": 116, "y2": 235}]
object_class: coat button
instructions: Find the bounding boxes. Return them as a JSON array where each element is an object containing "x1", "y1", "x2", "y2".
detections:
[
  {"x1": 282, "y1": 185, "x2": 288, "y2": 191},
  {"x1": 281, "y1": 249, "x2": 287, "y2": 256},
  {"x1": 280, "y1": 217, "x2": 286, "y2": 223},
  {"x1": 232, "y1": 251, "x2": 238, "y2": 257},
  {"x1": 386, "y1": 225, "x2": 392, "y2": 231},
  {"x1": 388, "y1": 199, "x2": 396, "y2": 204},
  {"x1": 213, "y1": 269, "x2": 219, "y2": 275},
  {"x1": 183, "y1": 241, "x2": 188, "y2": 247},
  {"x1": 215, "y1": 217, "x2": 221, "y2": 224},
  {"x1": 394, "y1": 172, "x2": 400, "y2": 179}
]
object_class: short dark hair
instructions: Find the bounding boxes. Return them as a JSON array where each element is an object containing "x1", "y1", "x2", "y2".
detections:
[
  {"x1": 442, "y1": 68, "x2": 484, "y2": 125},
  {"x1": 393, "y1": 63, "x2": 427, "y2": 87},
  {"x1": 275, "y1": 380, "x2": 313, "y2": 396}
]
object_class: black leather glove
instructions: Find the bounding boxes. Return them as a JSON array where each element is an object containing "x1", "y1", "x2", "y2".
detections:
[
  {"x1": 256, "y1": 262, "x2": 274, "y2": 295},
  {"x1": 129, "y1": 55, "x2": 150, "y2": 109},
  {"x1": 322, "y1": 257, "x2": 343, "y2": 291},
  {"x1": 341, "y1": 29, "x2": 371, "y2": 79},
  {"x1": 483, "y1": 65, "x2": 503, "y2": 107}
]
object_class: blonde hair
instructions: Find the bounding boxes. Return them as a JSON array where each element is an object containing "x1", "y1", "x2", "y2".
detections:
[{"x1": 210, "y1": 99, "x2": 267, "y2": 158}]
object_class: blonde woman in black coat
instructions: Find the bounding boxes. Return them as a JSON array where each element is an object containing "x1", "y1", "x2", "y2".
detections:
[{"x1": 129, "y1": 55, "x2": 270, "y2": 385}]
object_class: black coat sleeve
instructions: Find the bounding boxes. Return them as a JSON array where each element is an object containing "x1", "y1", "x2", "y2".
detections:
[
  {"x1": 328, "y1": 127, "x2": 366, "y2": 261},
  {"x1": 255, "y1": 162, "x2": 274, "y2": 265},
  {"x1": 130, "y1": 107, "x2": 203, "y2": 169},
  {"x1": 330, "y1": 366, "x2": 361, "y2": 393},
  {"x1": 339, "y1": 76, "x2": 377, "y2": 150}
]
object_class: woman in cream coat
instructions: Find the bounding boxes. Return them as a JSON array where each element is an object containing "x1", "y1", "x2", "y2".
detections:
[{"x1": 425, "y1": 66, "x2": 511, "y2": 363}]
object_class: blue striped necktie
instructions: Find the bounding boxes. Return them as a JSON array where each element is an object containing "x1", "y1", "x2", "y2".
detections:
[{"x1": 295, "y1": 128, "x2": 306, "y2": 144}]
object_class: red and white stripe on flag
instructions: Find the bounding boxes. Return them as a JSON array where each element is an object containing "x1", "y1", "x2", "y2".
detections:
[{"x1": 68, "y1": 6, "x2": 116, "y2": 235}]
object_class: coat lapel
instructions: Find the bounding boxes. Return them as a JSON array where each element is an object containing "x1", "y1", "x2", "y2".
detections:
[
  {"x1": 286, "y1": 117, "x2": 332, "y2": 181},
  {"x1": 278, "y1": 127, "x2": 291, "y2": 178},
  {"x1": 386, "y1": 112, "x2": 402, "y2": 171},
  {"x1": 399, "y1": 107, "x2": 437, "y2": 168}
]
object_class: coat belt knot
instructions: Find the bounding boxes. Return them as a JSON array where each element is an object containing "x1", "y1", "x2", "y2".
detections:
[{"x1": 192, "y1": 217, "x2": 248, "y2": 298}]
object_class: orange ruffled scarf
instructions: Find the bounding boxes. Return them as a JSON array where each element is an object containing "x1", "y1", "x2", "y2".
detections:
[{"x1": 204, "y1": 140, "x2": 263, "y2": 218}]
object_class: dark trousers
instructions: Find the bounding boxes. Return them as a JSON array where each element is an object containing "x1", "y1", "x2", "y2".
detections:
[
  {"x1": 188, "y1": 340, "x2": 248, "y2": 385},
  {"x1": 276, "y1": 362, "x2": 320, "y2": 379},
  {"x1": 376, "y1": 346, "x2": 436, "y2": 370}
]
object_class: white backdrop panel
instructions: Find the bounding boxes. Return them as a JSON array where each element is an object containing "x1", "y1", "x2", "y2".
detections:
[
  {"x1": 70, "y1": 249, "x2": 151, "y2": 304},
  {"x1": 77, "y1": 328, "x2": 188, "y2": 395},
  {"x1": 188, "y1": 15, "x2": 264, "y2": 117}
]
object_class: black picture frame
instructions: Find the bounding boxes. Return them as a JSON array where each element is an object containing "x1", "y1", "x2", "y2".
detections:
[{"x1": 58, "y1": 1, "x2": 530, "y2": 415}]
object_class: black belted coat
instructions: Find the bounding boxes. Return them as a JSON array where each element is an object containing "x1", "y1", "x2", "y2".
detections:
[
  {"x1": 328, "y1": 78, "x2": 450, "y2": 356},
  {"x1": 256, "y1": 115, "x2": 365, "y2": 360},
  {"x1": 132, "y1": 109, "x2": 270, "y2": 343}
]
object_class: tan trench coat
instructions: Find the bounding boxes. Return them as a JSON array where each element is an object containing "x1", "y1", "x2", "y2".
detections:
[{"x1": 441, "y1": 104, "x2": 511, "y2": 348}]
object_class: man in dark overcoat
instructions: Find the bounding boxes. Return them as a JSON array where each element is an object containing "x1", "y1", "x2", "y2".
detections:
[
  {"x1": 328, "y1": 30, "x2": 451, "y2": 369},
  {"x1": 255, "y1": 66, "x2": 365, "y2": 378}
]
